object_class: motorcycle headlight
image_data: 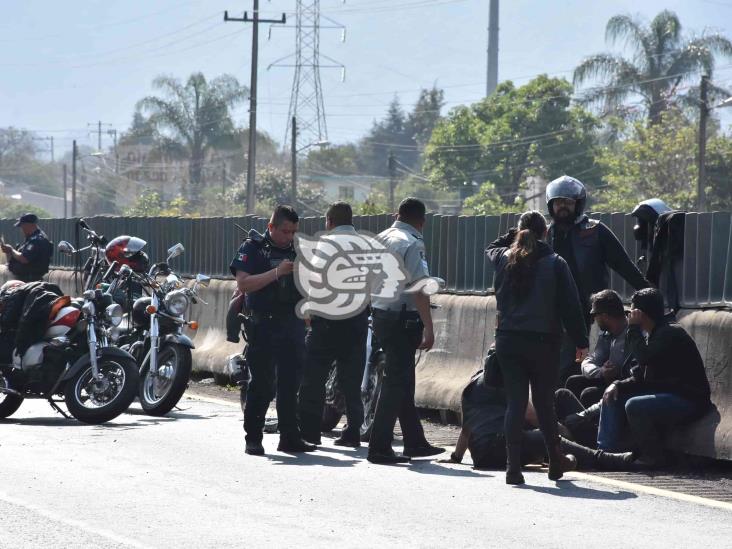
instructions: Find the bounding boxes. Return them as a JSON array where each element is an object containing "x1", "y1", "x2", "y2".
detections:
[
  {"x1": 105, "y1": 303, "x2": 123, "y2": 327},
  {"x1": 164, "y1": 290, "x2": 189, "y2": 316}
]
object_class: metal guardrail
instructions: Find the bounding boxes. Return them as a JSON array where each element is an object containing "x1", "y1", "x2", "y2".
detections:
[{"x1": 0, "y1": 212, "x2": 728, "y2": 308}]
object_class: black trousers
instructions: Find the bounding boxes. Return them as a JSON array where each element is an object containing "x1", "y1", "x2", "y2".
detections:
[
  {"x1": 496, "y1": 331, "x2": 561, "y2": 456},
  {"x1": 298, "y1": 311, "x2": 369, "y2": 440},
  {"x1": 368, "y1": 311, "x2": 428, "y2": 453},
  {"x1": 565, "y1": 374, "x2": 607, "y2": 407},
  {"x1": 243, "y1": 314, "x2": 306, "y2": 443}
]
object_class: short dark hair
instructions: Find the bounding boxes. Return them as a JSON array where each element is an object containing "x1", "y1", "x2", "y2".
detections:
[
  {"x1": 271, "y1": 204, "x2": 299, "y2": 227},
  {"x1": 397, "y1": 197, "x2": 426, "y2": 224},
  {"x1": 631, "y1": 288, "x2": 665, "y2": 323},
  {"x1": 326, "y1": 201, "x2": 353, "y2": 227},
  {"x1": 590, "y1": 289, "x2": 625, "y2": 318}
]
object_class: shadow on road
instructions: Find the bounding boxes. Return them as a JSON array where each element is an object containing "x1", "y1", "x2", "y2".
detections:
[
  {"x1": 518, "y1": 480, "x2": 638, "y2": 500},
  {"x1": 407, "y1": 461, "x2": 490, "y2": 478},
  {"x1": 267, "y1": 451, "x2": 361, "y2": 468}
]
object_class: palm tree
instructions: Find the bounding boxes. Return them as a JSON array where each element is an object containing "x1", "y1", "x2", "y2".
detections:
[
  {"x1": 574, "y1": 10, "x2": 732, "y2": 123},
  {"x1": 137, "y1": 72, "x2": 248, "y2": 196}
]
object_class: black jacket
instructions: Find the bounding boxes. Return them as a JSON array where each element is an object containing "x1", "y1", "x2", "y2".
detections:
[
  {"x1": 486, "y1": 234, "x2": 589, "y2": 349},
  {"x1": 0, "y1": 281, "x2": 64, "y2": 356},
  {"x1": 617, "y1": 322, "x2": 711, "y2": 409},
  {"x1": 547, "y1": 217, "x2": 649, "y2": 312}
]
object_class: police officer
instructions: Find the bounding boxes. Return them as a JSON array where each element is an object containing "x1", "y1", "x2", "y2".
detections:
[
  {"x1": 297, "y1": 202, "x2": 369, "y2": 447},
  {"x1": 229, "y1": 205, "x2": 315, "y2": 455},
  {"x1": 367, "y1": 197, "x2": 445, "y2": 464},
  {"x1": 1, "y1": 213, "x2": 53, "y2": 283},
  {"x1": 545, "y1": 176, "x2": 649, "y2": 384}
]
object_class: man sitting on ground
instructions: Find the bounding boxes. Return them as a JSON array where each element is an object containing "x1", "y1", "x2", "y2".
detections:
[
  {"x1": 565, "y1": 290, "x2": 631, "y2": 407},
  {"x1": 598, "y1": 288, "x2": 712, "y2": 466}
]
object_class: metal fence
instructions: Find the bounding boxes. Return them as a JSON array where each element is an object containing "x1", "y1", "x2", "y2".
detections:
[{"x1": 1, "y1": 212, "x2": 729, "y2": 308}]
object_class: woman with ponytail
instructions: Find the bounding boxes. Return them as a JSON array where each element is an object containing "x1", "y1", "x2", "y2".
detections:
[{"x1": 486, "y1": 210, "x2": 589, "y2": 485}]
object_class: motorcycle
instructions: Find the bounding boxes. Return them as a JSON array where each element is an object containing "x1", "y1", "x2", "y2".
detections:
[
  {"x1": 0, "y1": 285, "x2": 139, "y2": 424},
  {"x1": 111, "y1": 244, "x2": 210, "y2": 416}
]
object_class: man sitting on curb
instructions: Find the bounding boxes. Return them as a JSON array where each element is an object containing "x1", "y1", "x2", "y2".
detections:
[
  {"x1": 597, "y1": 288, "x2": 712, "y2": 466},
  {"x1": 445, "y1": 349, "x2": 634, "y2": 471},
  {"x1": 565, "y1": 290, "x2": 632, "y2": 407}
]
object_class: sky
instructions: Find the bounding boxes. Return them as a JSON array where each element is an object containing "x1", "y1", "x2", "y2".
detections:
[{"x1": 1, "y1": 0, "x2": 731, "y2": 159}]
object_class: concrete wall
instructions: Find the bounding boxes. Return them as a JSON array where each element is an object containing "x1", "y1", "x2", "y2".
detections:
[{"x1": 4, "y1": 267, "x2": 732, "y2": 460}]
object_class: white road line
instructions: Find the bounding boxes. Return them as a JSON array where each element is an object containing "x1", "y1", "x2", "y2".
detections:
[{"x1": 0, "y1": 490, "x2": 154, "y2": 549}]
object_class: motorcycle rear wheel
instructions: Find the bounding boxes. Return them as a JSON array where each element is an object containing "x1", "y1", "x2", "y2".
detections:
[
  {"x1": 0, "y1": 377, "x2": 23, "y2": 418},
  {"x1": 360, "y1": 358, "x2": 385, "y2": 442},
  {"x1": 139, "y1": 343, "x2": 192, "y2": 417}
]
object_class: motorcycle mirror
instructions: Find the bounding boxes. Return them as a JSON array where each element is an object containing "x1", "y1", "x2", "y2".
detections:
[
  {"x1": 166, "y1": 243, "x2": 185, "y2": 262},
  {"x1": 195, "y1": 274, "x2": 211, "y2": 287},
  {"x1": 57, "y1": 240, "x2": 76, "y2": 255}
]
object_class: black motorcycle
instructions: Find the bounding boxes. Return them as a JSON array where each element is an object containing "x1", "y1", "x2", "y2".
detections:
[{"x1": 0, "y1": 286, "x2": 139, "y2": 424}]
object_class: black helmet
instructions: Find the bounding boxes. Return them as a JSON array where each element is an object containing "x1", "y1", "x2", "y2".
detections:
[
  {"x1": 631, "y1": 198, "x2": 672, "y2": 243},
  {"x1": 131, "y1": 296, "x2": 152, "y2": 327},
  {"x1": 546, "y1": 175, "x2": 587, "y2": 221}
]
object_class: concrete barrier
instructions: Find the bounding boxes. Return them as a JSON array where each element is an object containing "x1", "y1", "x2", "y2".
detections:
[{"x1": 3, "y1": 267, "x2": 731, "y2": 459}]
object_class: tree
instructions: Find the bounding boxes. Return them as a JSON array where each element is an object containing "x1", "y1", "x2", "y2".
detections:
[
  {"x1": 305, "y1": 144, "x2": 360, "y2": 175},
  {"x1": 705, "y1": 135, "x2": 732, "y2": 211},
  {"x1": 424, "y1": 76, "x2": 600, "y2": 205},
  {"x1": 594, "y1": 110, "x2": 698, "y2": 211},
  {"x1": 124, "y1": 189, "x2": 188, "y2": 217},
  {"x1": 136, "y1": 73, "x2": 248, "y2": 199},
  {"x1": 0, "y1": 195, "x2": 49, "y2": 220},
  {"x1": 462, "y1": 182, "x2": 524, "y2": 215},
  {"x1": 407, "y1": 86, "x2": 446, "y2": 148},
  {"x1": 574, "y1": 10, "x2": 732, "y2": 123},
  {"x1": 0, "y1": 127, "x2": 61, "y2": 197}
]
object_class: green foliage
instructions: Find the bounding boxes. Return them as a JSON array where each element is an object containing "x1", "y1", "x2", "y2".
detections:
[
  {"x1": 574, "y1": 10, "x2": 732, "y2": 122},
  {"x1": 136, "y1": 72, "x2": 249, "y2": 198},
  {"x1": 0, "y1": 127, "x2": 62, "y2": 196},
  {"x1": 0, "y1": 196, "x2": 49, "y2": 220},
  {"x1": 594, "y1": 110, "x2": 697, "y2": 211},
  {"x1": 123, "y1": 189, "x2": 189, "y2": 217},
  {"x1": 424, "y1": 76, "x2": 600, "y2": 205},
  {"x1": 305, "y1": 144, "x2": 360, "y2": 175},
  {"x1": 463, "y1": 182, "x2": 525, "y2": 215},
  {"x1": 705, "y1": 135, "x2": 732, "y2": 211}
]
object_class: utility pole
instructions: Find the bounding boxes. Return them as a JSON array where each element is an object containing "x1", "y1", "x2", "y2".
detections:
[
  {"x1": 697, "y1": 74, "x2": 709, "y2": 213},
  {"x1": 486, "y1": 0, "x2": 499, "y2": 96},
  {"x1": 222, "y1": 161, "x2": 227, "y2": 195},
  {"x1": 107, "y1": 129, "x2": 119, "y2": 174},
  {"x1": 72, "y1": 140, "x2": 77, "y2": 217},
  {"x1": 225, "y1": 4, "x2": 286, "y2": 214},
  {"x1": 87, "y1": 121, "x2": 112, "y2": 152},
  {"x1": 62, "y1": 164, "x2": 68, "y2": 218},
  {"x1": 388, "y1": 151, "x2": 397, "y2": 212},
  {"x1": 291, "y1": 116, "x2": 297, "y2": 205}
]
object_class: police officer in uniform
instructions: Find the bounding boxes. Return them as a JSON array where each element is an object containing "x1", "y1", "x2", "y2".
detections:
[
  {"x1": 229, "y1": 205, "x2": 316, "y2": 455},
  {"x1": 545, "y1": 176, "x2": 649, "y2": 384},
  {"x1": 2, "y1": 213, "x2": 53, "y2": 283},
  {"x1": 367, "y1": 197, "x2": 445, "y2": 464},
  {"x1": 298, "y1": 202, "x2": 369, "y2": 447}
]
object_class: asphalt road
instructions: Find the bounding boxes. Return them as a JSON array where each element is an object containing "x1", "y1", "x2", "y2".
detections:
[{"x1": 1, "y1": 394, "x2": 730, "y2": 549}]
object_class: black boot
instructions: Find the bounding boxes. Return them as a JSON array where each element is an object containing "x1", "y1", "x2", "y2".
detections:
[
  {"x1": 560, "y1": 436, "x2": 634, "y2": 471},
  {"x1": 505, "y1": 444, "x2": 525, "y2": 485},
  {"x1": 547, "y1": 439, "x2": 576, "y2": 481}
]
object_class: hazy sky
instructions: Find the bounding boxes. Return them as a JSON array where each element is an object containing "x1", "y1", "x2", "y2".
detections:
[{"x1": 1, "y1": 0, "x2": 731, "y2": 158}]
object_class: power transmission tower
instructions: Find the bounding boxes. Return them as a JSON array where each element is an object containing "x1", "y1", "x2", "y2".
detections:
[
  {"x1": 486, "y1": 0, "x2": 499, "y2": 96},
  {"x1": 269, "y1": 1, "x2": 345, "y2": 151},
  {"x1": 225, "y1": 4, "x2": 286, "y2": 214}
]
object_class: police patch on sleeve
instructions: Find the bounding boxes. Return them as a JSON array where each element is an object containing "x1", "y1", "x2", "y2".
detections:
[{"x1": 238, "y1": 252, "x2": 247, "y2": 262}]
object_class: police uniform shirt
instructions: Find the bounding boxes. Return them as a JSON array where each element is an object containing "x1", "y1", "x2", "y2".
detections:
[
  {"x1": 229, "y1": 238, "x2": 271, "y2": 313},
  {"x1": 10, "y1": 229, "x2": 52, "y2": 280},
  {"x1": 371, "y1": 220, "x2": 430, "y2": 312}
]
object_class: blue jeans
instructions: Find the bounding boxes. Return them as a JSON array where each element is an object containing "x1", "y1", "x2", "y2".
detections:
[{"x1": 597, "y1": 392, "x2": 701, "y2": 454}]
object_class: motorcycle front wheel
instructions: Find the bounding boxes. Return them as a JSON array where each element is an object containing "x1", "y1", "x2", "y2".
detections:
[
  {"x1": 359, "y1": 357, "x2": 385, "y2": 442},
  {"x1": 139, "y1": 343, "x2": 192, "y2": 417},
  {"x1": 64, "y1": 354, "x2": 139, "y2": 424}
]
